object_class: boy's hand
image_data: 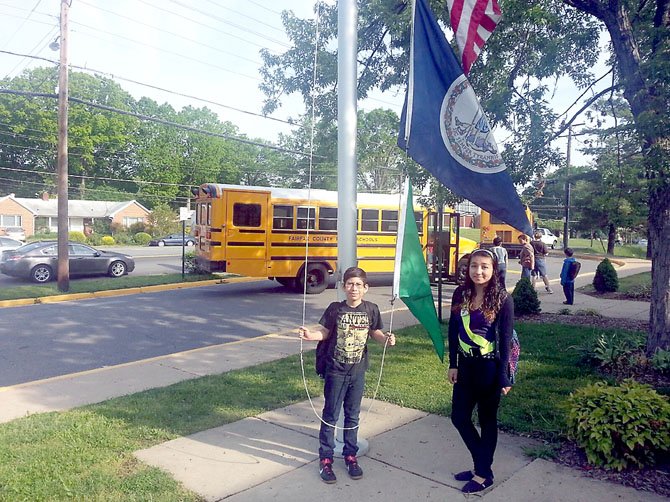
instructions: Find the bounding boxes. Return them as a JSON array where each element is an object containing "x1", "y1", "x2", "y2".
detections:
[
  {"x1": 298, "y1": 326, "x2": 321, "y2": 341},
  {"x1": 385, "y1": 332, "x2": 396, "y2": 346}
]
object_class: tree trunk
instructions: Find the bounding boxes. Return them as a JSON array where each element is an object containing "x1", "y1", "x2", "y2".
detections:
[
  {"x1": 607, "y1": 222, "x2": 616, "y2": 255},
  {"x1": 646, "y1": 162, "x2": 670, "y2": 355}
]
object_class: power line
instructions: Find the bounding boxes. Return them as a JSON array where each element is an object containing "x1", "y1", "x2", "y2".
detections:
[
  {"x1": 0, "y1": 88, "x2": 317, "y2": 158},
  {"x1": 0, "y1": 49, "x2": 298, "y2": 127}
]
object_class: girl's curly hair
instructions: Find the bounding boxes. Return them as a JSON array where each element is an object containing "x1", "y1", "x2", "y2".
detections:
[{"x1": 452, "y1": 249, "x2": 508, "y2": 323}]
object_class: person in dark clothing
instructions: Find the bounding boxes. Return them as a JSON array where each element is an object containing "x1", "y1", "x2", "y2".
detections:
[
  {"x1": 560, "y1": 247, "x2": 577, "y2": 305},
  {"x1": 299, "y1": 267, "x2": 395, "y2": 484},
  {"x1": 490, "y1": 236, "x2": 508, "y2": 289},
  {"x1": 448, "y1": 249, "x2": 514, "y2": 494}
]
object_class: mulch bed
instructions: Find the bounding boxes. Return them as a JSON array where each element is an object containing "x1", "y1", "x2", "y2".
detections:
[{"x1": 517, "y1": 312, "x2": 670, "y2": 498}]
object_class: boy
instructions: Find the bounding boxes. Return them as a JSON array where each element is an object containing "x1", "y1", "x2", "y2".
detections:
[
  {"x1": 560, "y1": 247, "x2": 576, "y2": 305},
  {"x1": 299, "y1": 266, "x2": 395, "y2": 484},
  {"x1": 517, "y1": 234, "x2": 534, "y2": 280},
  {"x1": 491, "y1": 236, "x2": 508, "y2": 288}
]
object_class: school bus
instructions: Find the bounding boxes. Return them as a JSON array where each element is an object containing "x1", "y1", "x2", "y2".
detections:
[
  {"x1": 191, "y1": 183, "x2": 477, "y2": 293},
  {"x1": 479, "y1": 207, "x2": 534, "y2": 258}
]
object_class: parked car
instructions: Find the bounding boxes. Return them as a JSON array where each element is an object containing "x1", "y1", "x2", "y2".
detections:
[
  {"x1": 0, "y1": 241, "x2": 135, "y2": 283},
  {"x1": 148, "y1": 234, "x2": 196, "y2": 247},
  {"x1": 637, "y1": 238, "x2": 648, "y2": 247},
  {"x1": 535, "y1": 227, "x2": 559, "y2": 249},
  {"x1": 0, "y1": 236, "x2": 24, "y2": 256},
  {"x1": 3, "y1": 227, "x2": 26, "y2": 241}
]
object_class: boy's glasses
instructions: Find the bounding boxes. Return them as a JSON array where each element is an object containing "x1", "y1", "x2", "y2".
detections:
[{"x1": 345, "y1": 282, "x2": 366, "y2": 289}]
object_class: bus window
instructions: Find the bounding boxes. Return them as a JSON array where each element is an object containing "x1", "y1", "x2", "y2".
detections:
[
  {"x1": 381, "y1": 210, "x2": 398, "y2": 232},
  {"x1": 490, "y1": 214, "x2": 505, "y2": 224},
  {"x1": 297, "y1": 206, "x2": 316, "y2": 229},
  {"x1": 319, "y1": 207, "x2": 337, "y2": 230},
  {"x1": 414, "y1": 211, "x2": 423, "y2": 235},
  {"x1": 361, "y1": 209, "x2": 379, "y2": 231},
  {"x1": 273, "y1": 205, "x2": 293, "y2": 230},
  {"x1": 233, "y1": 203, "x2": 261, "y2": 227}
]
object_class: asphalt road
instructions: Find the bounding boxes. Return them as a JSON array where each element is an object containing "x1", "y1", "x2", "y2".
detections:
[{"x1": 0, "y1": 253, "x2": 589, "y2": 387}]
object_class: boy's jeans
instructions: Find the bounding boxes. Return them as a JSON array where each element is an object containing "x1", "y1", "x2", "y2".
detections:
[
  {"x1": 563, "y1": 282, "x2": 574, "y2": 304},
  {"x1": 319, "y1": 370, "x2": 365, "y2": 459}
]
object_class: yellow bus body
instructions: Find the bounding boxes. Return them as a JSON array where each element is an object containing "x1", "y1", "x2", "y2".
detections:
[
  {"x1": 192, "y1": 183, "x2": 476, "y2": 293},
  {"x1": 479, "y1": 207, "x2": 533, "y2": 257}
]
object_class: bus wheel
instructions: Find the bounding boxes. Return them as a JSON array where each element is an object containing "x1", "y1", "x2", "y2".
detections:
[
  {"x1": 299, "y1": 264, "x2": 328, "y2": 294},
  {"x1": 276, "y1": 277, "x2": 296, "y2": 289}
]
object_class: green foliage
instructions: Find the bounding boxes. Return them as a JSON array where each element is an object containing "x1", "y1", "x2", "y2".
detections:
[
  {"x1": 572, "y1": 331, "x2": 645, "y2": 369},
  {"x1": 511, "y1": 277, "x2": 541, "y2": 315},
  {"x1": 566, "y1": 380, "x2": 670, "y2": 470},
  {"x1": 129, "y1": 221, "x2": 148, "y2": 234},
  {"x1": 68, "y1": 231, "x2": 87, "y2": 243},
  {"x1": 147, "y1": 203, "x2": 178, "y2": 237},
  {"x1": 652, "y1": 350, "x2": 670, "y2": 375},
  {"x1": 100, "y1": 235, "x2": 115, "y2": 246},
  {"x1": 133, "y1": 232, "x2": 152, "y2": 245},
  {"x1": 593, "y1": 258, "x2": 619, "y2": 292}
]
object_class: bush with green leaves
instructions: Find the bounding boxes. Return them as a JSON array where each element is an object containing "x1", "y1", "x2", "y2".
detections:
[
  {"x1": 593, "y1": 258, "x2": 619, "y2": 293},
  {"x1": 652, "y1": 349, "x2": 670, "y2": 374},
  {"x1": 68, "y1": 231, "x2": 87, "y2": 243},
  {"x1": 133, "y1": 232, "x2": 152, "y2": 245},
  {"x1": 512, "y1": 277, "x2": 541, "y2": 315},
  {"x1": 572, "y1": 331, "x2": 645, "y2": 370},
  {"x1": 100, "y1": 235, "x2": 115, "y2": 246},
  {"x1": 566, "y1": 379, "x2": 670, "y2": 470}
]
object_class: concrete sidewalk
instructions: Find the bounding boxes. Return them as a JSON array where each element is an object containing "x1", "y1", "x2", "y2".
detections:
[{"x1": 0, "y1": 257, "x2": 657, "y2": 500}]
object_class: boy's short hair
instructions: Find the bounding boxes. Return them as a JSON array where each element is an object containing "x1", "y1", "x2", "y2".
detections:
[
  {"x1": 343, "y1": 266, "x2": 368, "y2": 285},
  {"x1": 564, "y1": 247, "x2": 574, "y2": 257},
  {"x1": 534, "y1": 231, "x2": 542, "y2": 239},
  {"x1": 518, "y1": 234, "x2": 529, "y2": 242},
  {"x1": 493, "y1": 236, "x2": 502, "y2": 246}
]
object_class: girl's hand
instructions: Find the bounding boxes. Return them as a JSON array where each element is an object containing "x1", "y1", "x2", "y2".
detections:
[
  {"x1": 447, "y1": 368, "x2": 458, "y2": 384},
  {"x1": 501, "y1": 386, "x2": 512, "y2": 395}
]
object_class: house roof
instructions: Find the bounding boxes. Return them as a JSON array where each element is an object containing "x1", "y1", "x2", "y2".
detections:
[{"x1": 9, "y1": 197, "x2": 150, "y2": 218}]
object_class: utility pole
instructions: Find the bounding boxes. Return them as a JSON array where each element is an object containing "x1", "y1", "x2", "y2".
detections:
[
  {"x1": 563, "y1": 125, "x2": 571, "y2": 250},
  {"x1": 56, "y1": 0, "x2": 70, "y2": 292}
]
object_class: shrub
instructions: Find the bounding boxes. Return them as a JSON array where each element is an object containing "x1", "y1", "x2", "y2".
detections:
[
  {"x1": 593, "y1": 258, "x2": 618, "y2": 292},
  {"x1": 184, "y1": 250, "x2": 205, "y2": 274},
  {"x1": 512, "y1": 277, "x2": 540, "y2": 315},
  {"x1": 572, "y1": 331, "x2": 645, "y2": 369},
  {"x1": 652, "y1": 349, "x2": 670, "y2": 375},
  {"x1": 87, "y1": 233, "x2": 104, "y2": 246},
  {"x1": 566, "y1": 379, "x2": 670, "y2": 470},
  {"x1": 111, "y1": 232, "x2": 132, "y2": 245},
  {"x1": 100, "y1": 235, "x2": 115, "y2": 246},
  {"x1": 129, "y1": 221, "x2": 148, "y2": 234},
  {"x1": 68, "y1": 231, "x2": 87, "y2": 243},
  {"x1": 133, "y1": 232, "x2": 152, "y2": 245}
]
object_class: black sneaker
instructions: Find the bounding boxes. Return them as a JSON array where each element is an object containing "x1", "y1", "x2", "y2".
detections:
[
  {"x1": 319, "y1": 458, "x2": 336, "y2": 484},
  {"x1": 344, "y1": 455, "x2": 363, "y2": 479}
]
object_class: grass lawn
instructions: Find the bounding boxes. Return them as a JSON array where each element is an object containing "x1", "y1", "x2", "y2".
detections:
[
  {"x1": 0, "y1": 321, "x2": 642, "y2": 500},
  {"x1": 568, "y1": 238, "x2": 647, "y2": 259},
  {"x1": 0, "y1": 273, "x2": 220, "y2": 301},
  {"x1": 579, "y1": 271, "x2": 651, "y2": 299}
]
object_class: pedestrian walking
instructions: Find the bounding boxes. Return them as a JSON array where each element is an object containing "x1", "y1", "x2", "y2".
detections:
[
  {"x1": 490, "y1": 237, "x2": 508, "y2": 289},
  {"x1": 530, "y1": 232, "x2": 553, "y2": 293},
  {"x1": 517, "y1": 234, "x2": 534, "y2": 280}
]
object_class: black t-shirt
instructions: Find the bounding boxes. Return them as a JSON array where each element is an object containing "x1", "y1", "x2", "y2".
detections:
[{"x1": 319, "y1": 300, "x2": 383, "y2": 376}]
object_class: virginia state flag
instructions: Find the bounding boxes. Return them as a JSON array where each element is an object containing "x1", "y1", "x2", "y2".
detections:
[
  {"x1": 393, "y1": 178, "x2": 444, "y2": 362},
  {"x1": 398, "y1": 0, "x2": 532, "y2": 235}
]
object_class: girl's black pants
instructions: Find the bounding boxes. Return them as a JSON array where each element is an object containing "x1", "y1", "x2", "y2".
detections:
[{"x1": 451, "y1": 356, "x2": 501, "y2": 479}]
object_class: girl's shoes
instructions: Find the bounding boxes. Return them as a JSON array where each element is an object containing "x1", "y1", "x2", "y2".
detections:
[
  {"x1": 453, "y1": 470, "x2": 474, "y2": 481},
  {"x1": 461, "y1": 477, "x2": 494, "y2": 493}
]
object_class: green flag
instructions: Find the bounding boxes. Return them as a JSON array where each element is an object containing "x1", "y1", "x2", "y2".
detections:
[{"x1": 393, "y1": 177, "x2": 445, "y2": 361}]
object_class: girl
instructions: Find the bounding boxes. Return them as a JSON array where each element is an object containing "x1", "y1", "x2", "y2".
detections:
[{"x1": 447, "y1": 249, "x2": 514, "y2": 493}]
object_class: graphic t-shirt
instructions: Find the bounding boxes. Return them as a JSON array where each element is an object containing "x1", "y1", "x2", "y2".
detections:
[{"x1": 319, "y1": 300, "x2": 382, "y2": 375}]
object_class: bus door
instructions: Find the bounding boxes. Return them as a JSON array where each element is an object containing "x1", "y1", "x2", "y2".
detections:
[{"x1": 223, "y1": 190, "x2": 270, "y2": 277}]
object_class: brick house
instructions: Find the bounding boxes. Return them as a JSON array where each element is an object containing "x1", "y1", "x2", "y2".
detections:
[{"x1": 0, "y1": 193, "x2": 151, "y2": 237}]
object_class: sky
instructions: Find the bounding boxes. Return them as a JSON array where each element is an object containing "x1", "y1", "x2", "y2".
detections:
[{"x1": 0, "y1": 0, "x2": 603, "y2": 167}]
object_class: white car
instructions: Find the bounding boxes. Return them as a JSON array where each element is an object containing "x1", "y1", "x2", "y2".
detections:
[
  {"x1": 535, "y1": 227, "x2": 558, "y2": 249},
  {"x1": 0, "y1": 236, "x2": 24, "y2": 259},
  {"x1": 3, "y1": 227, "x2": 26, "y2": 242}
]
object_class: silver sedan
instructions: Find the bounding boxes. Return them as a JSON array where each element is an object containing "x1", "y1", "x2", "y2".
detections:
[{"x1": 0, "y1": 241, "x2": 135, "y2": 283}]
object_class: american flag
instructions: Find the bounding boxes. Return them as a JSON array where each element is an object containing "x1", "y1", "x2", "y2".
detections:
[{"x1": 447, "y1": 0, "x2": 502, "y2": 75}]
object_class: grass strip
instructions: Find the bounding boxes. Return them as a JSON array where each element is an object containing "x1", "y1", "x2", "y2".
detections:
[
  {"x1": 0, "y1": 274, "x2": 220, "y2": 301},
  {"x1": 0, "y1": 322, "x2": 643, "y2": 500}
]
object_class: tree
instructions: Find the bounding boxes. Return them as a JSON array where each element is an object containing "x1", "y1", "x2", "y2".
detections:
[
  {"x1": 260, "y1": 0, "x2": 669, "y2": 354},
  {"x1": 561, "y1": 0, "x2": 669, "y2": 354}
]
